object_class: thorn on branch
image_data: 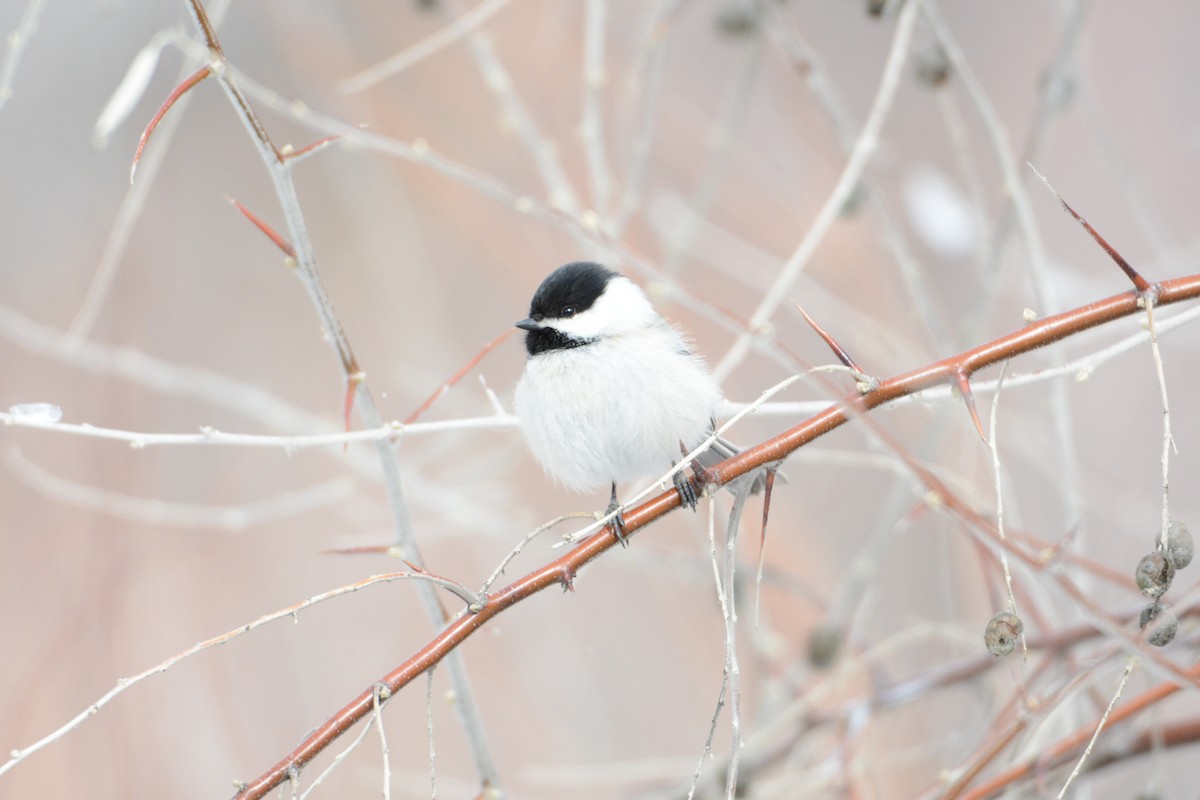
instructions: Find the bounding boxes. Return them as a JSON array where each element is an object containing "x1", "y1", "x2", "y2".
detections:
[
  {"x1": 282, "y1": 127, "x2": 364, "y2": 165},
  {"x1": 682, "y1": 441, "x2": 721, "y2": 496},
  {"x1": 343, "y1": 371, "x2": 366, "y2": 440},
  {"x1": 753, "y1": 467, "x2": 778, "y2": 628},
  {"x1": 131, "y1": 66, "x2": 211, "y2": 184},
  {"x1": 228, "y1": 197, "x2": 296, "y2": 258},
  {"x1": 793, "y1": 301, "x2": 878, "y2": 392},
  {"x1": 761, "y1": 467, "x2": 777, "y2": 535},
  {"x1": 1029, "y1": 164, "x2": 1154, "y2": 296},
  {"x1": 558, "y1": 565, "x2": 576, "y2": 593},
  {"x1": 953, "y1": 370, "x2": 987, "y2": 442}
]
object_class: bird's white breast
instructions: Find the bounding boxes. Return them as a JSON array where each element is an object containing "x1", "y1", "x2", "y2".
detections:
[{"x1": 514, "y1": 324, "x2": 722, "y2": 493}]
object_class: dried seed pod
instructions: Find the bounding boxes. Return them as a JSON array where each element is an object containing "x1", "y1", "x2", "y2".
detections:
[
  {"x1": 914, "y1": 44, "x2": 951, "y2": 88},
  {"x1": 715, "y1": 6, "x2": 758, "y2": 37},
  {"x1": 1135, "y1": 552, "x2": 1175, "y2": 598},
  {"x1": 984, "y1": 611, "x2": 1023, "y2": 657},
  {"x1": 1139, "y1": 602, "x2": 1178, "y2": 647},
  {"x1": 807, "y1": 625, "x2": 841, "y2": 670},
  {"x1": 1166, "y1": 521, "x2": 1193, "y2": 569}
]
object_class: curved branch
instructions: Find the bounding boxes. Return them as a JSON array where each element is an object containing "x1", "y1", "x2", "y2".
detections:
[{"x1": 235, "y1": 274, "x2": 1200, "y2": 798}]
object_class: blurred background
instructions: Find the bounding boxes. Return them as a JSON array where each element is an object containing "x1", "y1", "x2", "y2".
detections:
[{"x1": 2, "y1": 1, "x2": 1200, "y2": 797}]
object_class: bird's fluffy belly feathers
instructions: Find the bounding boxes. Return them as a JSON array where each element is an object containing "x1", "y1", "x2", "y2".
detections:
[{"x1": 514, "y1": 329, "x2": 721, "y2": 493}]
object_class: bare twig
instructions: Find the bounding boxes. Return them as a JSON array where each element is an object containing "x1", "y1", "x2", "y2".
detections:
[
  {"x1": 339, "y1": 0, "x2": 515, "y2": 94},
  {"x1": 712, "y1": 0, "x2": 919, "y2": 381},
  {"x1": 374, "y1": 684, "x2": 393, "y2": 800},
  {"x1": 719, "y1": 484, "x2": 753, "y2": 799},
  {"x1": 986, "y1": 362, "x2": 1021, "y2": 650},
  {"x1": 426, "y1": 670, "x2": 438, "y2": 800},
  {"x1": 0, "y1": 0, "x2": 49, "y2": 112},
  {"x1": 1056, "y1": 663, "x2": 1134, "y2": 799},
  {"x1": 1144, "y1": 300, "x2": 1176, "y2": 552},
  {"x1": 0, "y1": 570, "x2": 442, "y2": 780}
]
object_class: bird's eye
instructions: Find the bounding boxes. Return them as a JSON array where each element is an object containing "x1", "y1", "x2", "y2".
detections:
[{"x1": 561, "y1": 306, "x2": 576, "y2": 318}]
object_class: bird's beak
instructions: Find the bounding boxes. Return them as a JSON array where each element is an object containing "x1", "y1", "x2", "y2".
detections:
[{"x1": 514, "y1": 318, "x2": 539, "y2": 331}]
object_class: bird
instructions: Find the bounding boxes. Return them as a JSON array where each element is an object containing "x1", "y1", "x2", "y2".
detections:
[{"x1": 513, "y1": 261, "x2": 749, "y2": 541}]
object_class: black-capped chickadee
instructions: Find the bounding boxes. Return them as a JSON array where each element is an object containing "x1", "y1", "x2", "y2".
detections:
[{"x1": 514, "y1": 262, "x2": 748, "y2": 540}]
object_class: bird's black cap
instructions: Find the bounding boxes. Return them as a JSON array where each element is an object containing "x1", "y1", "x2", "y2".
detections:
[
  {"x1": 527, "y1": 262, "x2": 615, "y2": 321},
  {"x1": 516, "y1": 262, "x2": 616, "y2": 355}
]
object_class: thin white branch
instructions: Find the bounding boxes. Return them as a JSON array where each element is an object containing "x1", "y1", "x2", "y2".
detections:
[
  {"x1": 712, "y1": 0, "x2": 919, "y2": 381},
  {"x1": 0, "y1": 571, "x2": 433, "y2": 780},
  {"x1": 299, "y1": 705, "x2": 379, "y2": 800},
  {"x1": 986, "y1": 362, "x2": 1025, "y2": 658},
  {"x1": 91, "y1": 29, "x2": 180, "y2": 148},
  {"x1": 478, "y1": 375, "x2": 508, "y2": 417},
  {"x1": 659, "y1": 17, "x2": 763, "y2": 277},
  {"x1": 1056, "y1": 662, "x2": 1134, "y2": 799},
  {"x1": 685, "y1": 679, "x2": 728, "y2": 800},
  {"x1": 687, "y1": 499, "x2": 730, "y2": 800},
  {"x1": 581, "y1": 0, "x2": 613, "y2": 220},
  {"x1": 0, "y1": 0, "x2": 49, "y2": 112},
  {"x1": 426, "y1": 669, "x2": 438, "y2": 800},
  {"x1": 609, "y1": 0, "x2": 678, "y2": 235},
  {"x1": 67, "y1": 1, "x2": 234, "y2": 348},
  {"x1": 1144, "y1": 300, "x2": 1175, "y2": 551},
  {"x1": 481, "y1": 513, "x2": 597, "y2": 592},
  {"x1": 0, "y1": 412, "x2": 516, "y2": 448},
  {"x1": 719, "y1": 485, "x2": 751, "y2": 799},
  {"x1": 451, "y1": 0, "x2": 579, "y2": 214},
  {"x1": 374, "y1": 684, "x2": 393, "y2": 800},
  {"x1": 339, "y1": 0, "x2": 514, "y2": 94},
  {"x1": 5, "y1": 447, "x2": 355, "y2": 530}
]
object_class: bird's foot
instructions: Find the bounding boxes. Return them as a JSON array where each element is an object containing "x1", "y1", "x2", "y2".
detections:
[
  {"x1": 678, "y1": 440, "x2": 719, "y2": 504},
  {"x1": 672, "y1": 469, "x2": 699, "y2": 511},
  {"x1": 607, "y1": 483, "x2": 630, "y2": 547}
]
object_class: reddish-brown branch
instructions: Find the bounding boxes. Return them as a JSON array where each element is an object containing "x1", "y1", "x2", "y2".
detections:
[
  {"x1": 234, "y1": 275, "x2": 1200, "y2": 798},
  {"x1": 959, "y1": 662, "x2": 1200, "y2": 800}
]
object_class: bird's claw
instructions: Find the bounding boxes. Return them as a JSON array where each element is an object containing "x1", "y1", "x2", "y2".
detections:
[
  {"x1": 678, "y1": 440, "x2": 718, "y2": 504},
  {"x1": 673, "y1": 470, "x2": 699, "y2": 511},
  {"x1": 606, "y1": 483, "x2": 630, "y2": 547}
]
